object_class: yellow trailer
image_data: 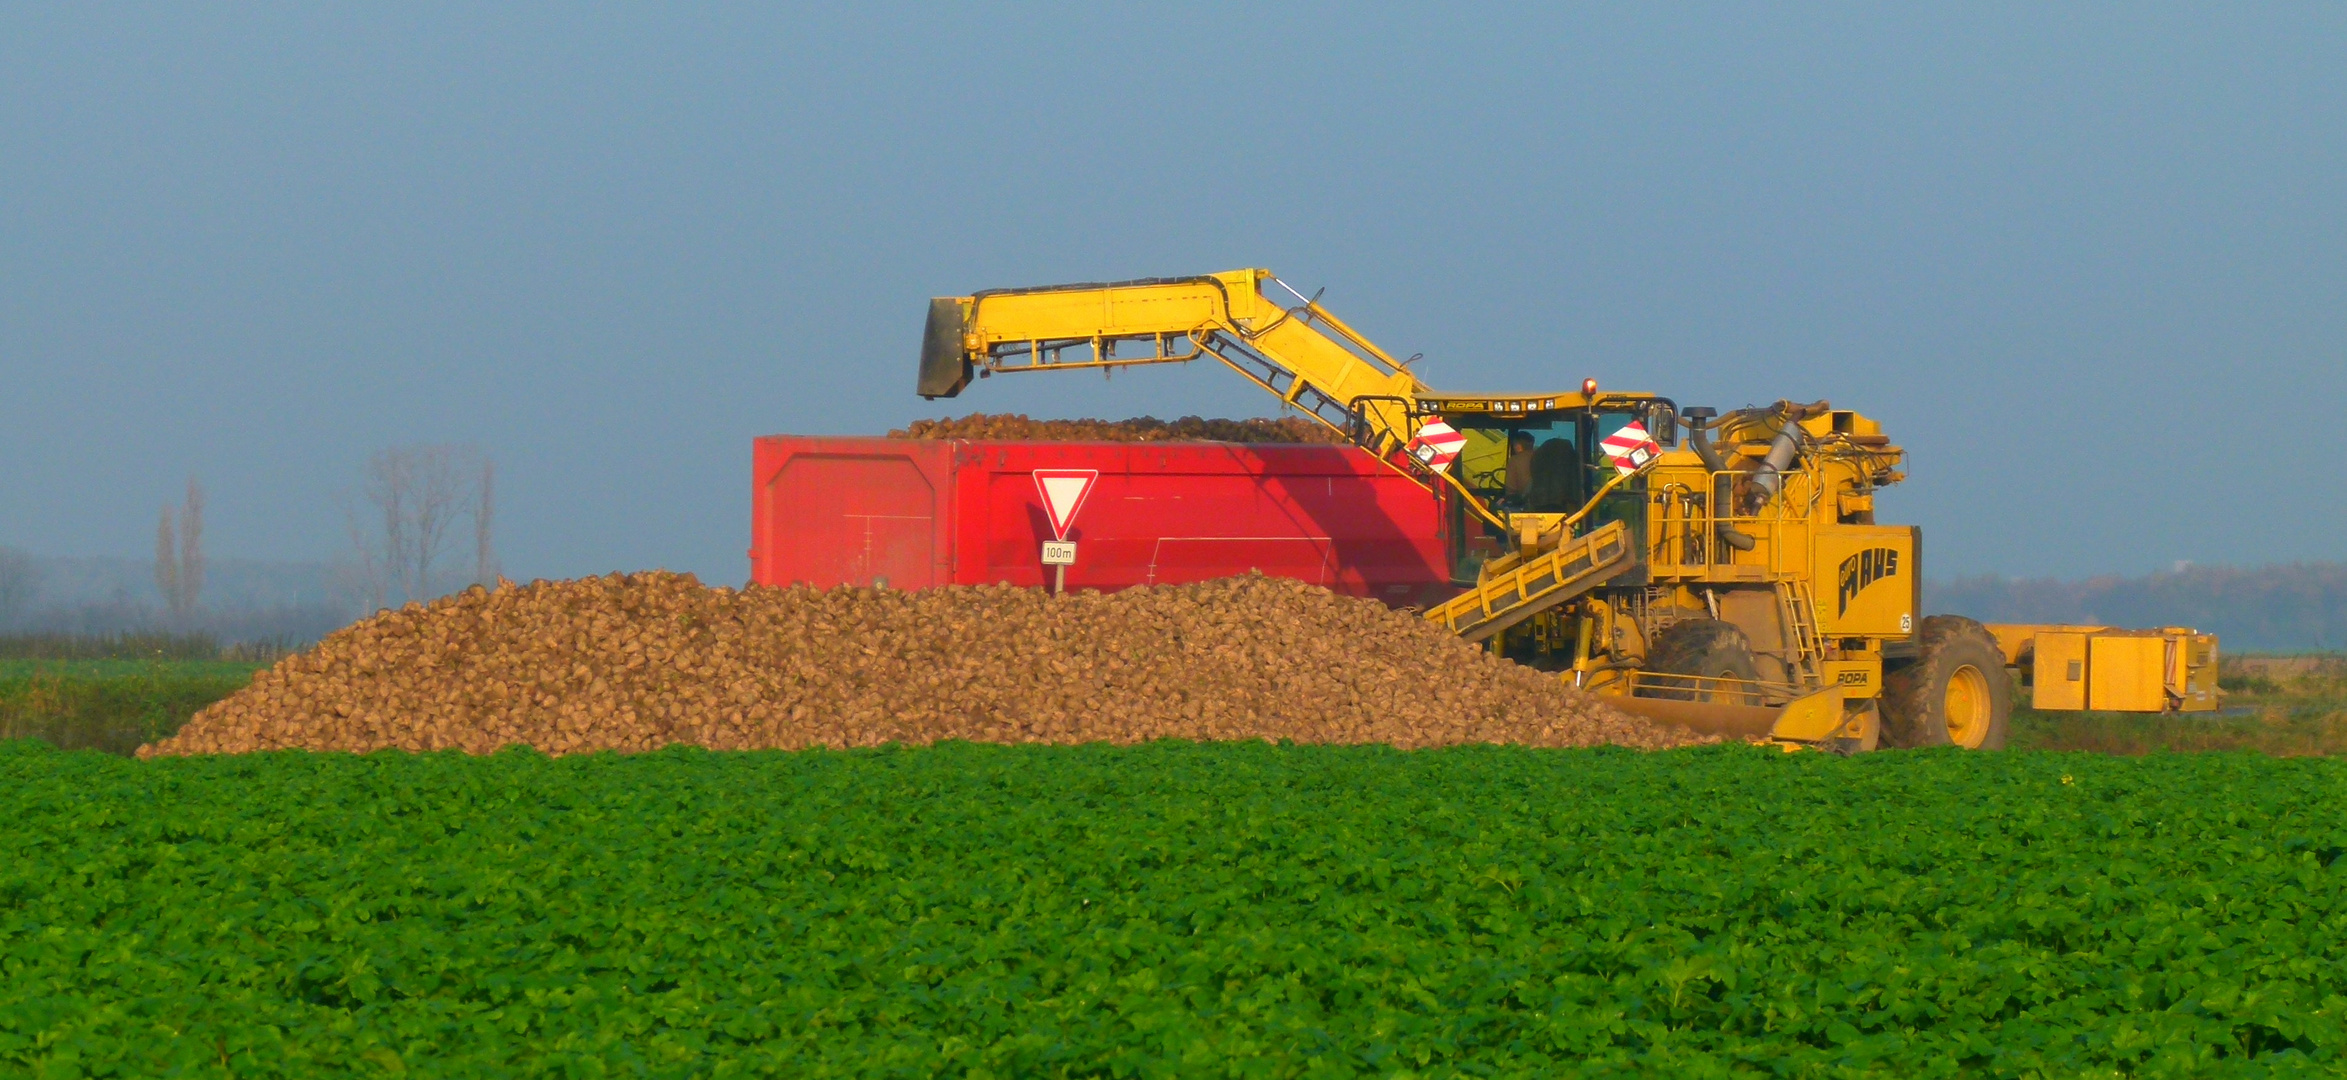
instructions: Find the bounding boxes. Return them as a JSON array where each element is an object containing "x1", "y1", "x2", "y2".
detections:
[{"x1": 1985, "y1": 624, "x2": 2220, "y2": 714}]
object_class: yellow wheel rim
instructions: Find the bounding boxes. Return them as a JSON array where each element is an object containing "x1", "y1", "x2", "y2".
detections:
[
  {"x1": 1944, "y1": 664, "x2": 1991, "y2": 748},
  {"x1": 1699, "y1": 668, "x2": 1755, "y2": 705}
]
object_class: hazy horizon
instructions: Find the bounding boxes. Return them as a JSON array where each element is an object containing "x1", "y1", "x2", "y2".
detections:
[
  {"x1": 5, "y1": 550, "x2": 2342, "y2": 653},
  {"x1": 5, "y1": 6, "x2": 2341, "y2": 581}
]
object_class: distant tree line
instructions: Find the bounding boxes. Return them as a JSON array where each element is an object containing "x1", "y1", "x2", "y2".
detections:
[{"x1": 1929, "y1": 562, "x2": 2347, "y2": 653}]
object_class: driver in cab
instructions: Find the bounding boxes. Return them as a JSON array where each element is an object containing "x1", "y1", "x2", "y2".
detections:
[{"x1": 1501, "y1": 431, "x2": 1535, "y2": 511}]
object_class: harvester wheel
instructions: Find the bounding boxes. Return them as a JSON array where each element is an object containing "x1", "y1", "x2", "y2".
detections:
[
  {"x1": 1881, "y1": 615, "x2": 2012, "y2": 749},
  {"x1": 1641, "y1": 619, "x2": 1763, "y2": 705}
]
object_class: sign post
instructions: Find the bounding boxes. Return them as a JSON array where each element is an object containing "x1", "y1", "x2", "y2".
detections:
[{"x1": 1032, "y1": 469, "x2": 1099, "y2": 594}]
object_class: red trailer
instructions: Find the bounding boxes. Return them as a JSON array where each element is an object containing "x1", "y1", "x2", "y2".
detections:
[{"x1": 751, "y1": 436, "x2": 1456, "y2": 606}]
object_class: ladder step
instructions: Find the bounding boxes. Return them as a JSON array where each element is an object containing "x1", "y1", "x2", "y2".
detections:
[{"x1": 1777, "y1": 580, "x2": 1824, "y2": 683}]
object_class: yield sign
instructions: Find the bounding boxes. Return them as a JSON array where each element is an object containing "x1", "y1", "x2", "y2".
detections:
[{"x1": 1032, "y1": 469, "x2": 1099, "y2": 540}]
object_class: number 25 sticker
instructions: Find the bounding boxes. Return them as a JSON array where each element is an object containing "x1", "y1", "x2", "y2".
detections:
[{"x1": 1900, "y1": 614, "x2": 1913, "y2": 633}]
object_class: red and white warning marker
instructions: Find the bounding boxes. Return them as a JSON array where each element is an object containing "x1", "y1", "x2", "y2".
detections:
[
  {"x1": 1599, "y1": 421, "x2": 1663, "y2": 475},
  {"x1": 1405, "y1": 416, "x2": 1468, "y2": 474},
  {"x1": 1032, "y1": 469, "x2": 1099, "y2": 540}
]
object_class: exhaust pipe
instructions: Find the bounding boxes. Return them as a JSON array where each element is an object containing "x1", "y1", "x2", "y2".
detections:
[
  {"x1": 1682, "y1": 408, "x2": 1756, "y2": 552},
  {"x1": 1748, "y1": 426, "x2": 1801, "y2": 502},
  {"x1": 1745, "y1": 399, "x2": 1829, "y2": 503}
]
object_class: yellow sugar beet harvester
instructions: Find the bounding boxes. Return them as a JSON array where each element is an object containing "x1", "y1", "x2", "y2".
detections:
[{"x1": 916, "y1": 268, "x2": 2220, "y2": 750}]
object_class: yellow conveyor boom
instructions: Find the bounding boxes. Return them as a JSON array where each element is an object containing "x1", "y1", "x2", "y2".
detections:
[{"x1": 920, "y1": 269, "x2": 1430, "y2": 469}]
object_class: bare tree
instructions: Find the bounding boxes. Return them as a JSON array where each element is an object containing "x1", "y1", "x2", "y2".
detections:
[
  {"x1": 350, "y1": 445, "x2": 497, "y2": 607},
  {"x1": 154, "y1": 506, "x2": 180, "y2": 619},
  {"x1": 179, "y1": 477, "x2": 205, "y2": 616},
  {"x1": 473, "y1": 458, "x2": 498, "y2": 587},
  {"x1": 154, "y1": 479, "x2": 206, "y2": 624},
  {"x1": 0, "y1": 545, "x2": 39, "y2": 629},
  {"x1": 342, "y1": 500, "x2": 389, "y2": 612}
]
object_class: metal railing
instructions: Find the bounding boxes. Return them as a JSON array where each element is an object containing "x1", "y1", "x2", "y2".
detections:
[
  {"x1": 1641, "y1": 468, "x2": 1830, "y2": 581},
  {"x1": 1622, "y1": 670, "x2": 1805, "y2": 707}
]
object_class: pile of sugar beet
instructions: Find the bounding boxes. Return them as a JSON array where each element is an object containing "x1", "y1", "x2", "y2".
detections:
[{"x1": 143, "y1": 573, "x2": 1699, "y2": 757}]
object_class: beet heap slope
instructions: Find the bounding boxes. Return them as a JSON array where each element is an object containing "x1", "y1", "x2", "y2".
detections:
[{"x1": 143, "y1": 572, "x2": 1695, "y2": 756}]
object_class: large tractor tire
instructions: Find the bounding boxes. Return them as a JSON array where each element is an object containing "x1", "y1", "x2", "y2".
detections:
[
  {"x1": 1881, "y1": 615, "x2": 2012, "y2": 749},
  {"x1": 1641, "y1": 619, "x2": 1763, "y2": 705}
]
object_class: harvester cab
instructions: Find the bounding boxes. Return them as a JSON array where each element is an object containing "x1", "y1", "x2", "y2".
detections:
[
  {"x1": 1406, "y1": 391, "x2": 1676, "y2": 583},
  {"x1": 916, "y1": 268, "x2": 2220, "y2": 752}
]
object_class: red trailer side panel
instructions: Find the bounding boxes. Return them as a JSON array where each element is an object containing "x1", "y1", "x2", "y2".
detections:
[
  {"x1": 752, "y1": 438, "x2": 955, "y2": 590},
  {"x1": 753, "y1": 436, "x2": 1452, "y2": 605}
]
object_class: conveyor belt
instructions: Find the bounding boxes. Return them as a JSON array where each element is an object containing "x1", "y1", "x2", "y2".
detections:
[{"x1": 1424, "y1": 520, "x2": 1635, "y2": 642}]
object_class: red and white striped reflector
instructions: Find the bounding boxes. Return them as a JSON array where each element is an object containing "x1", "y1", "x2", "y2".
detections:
[
  {"x1": 1599, "y1": 421, "x2": 1662, "y2": 475},
  {"x1": 1406, "y1": 416, "x2": 1468, "y2": 474}
]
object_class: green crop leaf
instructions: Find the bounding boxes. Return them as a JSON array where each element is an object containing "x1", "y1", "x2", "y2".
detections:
[{"x1": 5, "y1": 741, "x2": 2347, "y2": 1076}]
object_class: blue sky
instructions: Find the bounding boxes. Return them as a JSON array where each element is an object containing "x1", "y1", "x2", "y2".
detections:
[{"x1": 3, "y1": 5, "x2": 2340, "y2": 582}]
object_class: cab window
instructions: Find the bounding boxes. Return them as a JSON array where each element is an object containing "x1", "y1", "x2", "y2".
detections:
[{"x1": 1439, "y1": 409, "x2": 1649, "y2": 581}]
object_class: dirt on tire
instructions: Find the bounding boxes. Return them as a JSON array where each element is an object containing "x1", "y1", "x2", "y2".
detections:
[
  {"x1": 1881, "y1": 614, "x2": 2014, "y2": 750},
  {"x1": 1639, "y1": 618, "x2": 1764, "y2": 704},
  {"x1": 139, "y1": 572, "x2": 1704, "y2": 757},
  {"x1": 890, "y1": 414, "x2": 1348, "y2": 444}
]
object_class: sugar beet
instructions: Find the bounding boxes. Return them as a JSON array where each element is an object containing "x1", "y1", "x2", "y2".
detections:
[{"x1": 141, "y1": 572, "x2": 1701, "y2": 756}]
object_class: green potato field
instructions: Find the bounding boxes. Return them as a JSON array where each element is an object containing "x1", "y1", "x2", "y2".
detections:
[{"x1": 6, "y1": 738, "x2": 2347, "y2": 1078}]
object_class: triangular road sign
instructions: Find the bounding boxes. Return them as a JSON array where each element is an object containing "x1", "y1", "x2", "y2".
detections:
[{"x1": 1033, "y1": 469, "x2": 1099, "y2": 540}]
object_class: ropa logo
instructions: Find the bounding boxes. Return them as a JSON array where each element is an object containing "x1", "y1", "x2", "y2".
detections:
[{"x1": 1838, "y1": 547, "x2": 1900, "y2": 616}]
